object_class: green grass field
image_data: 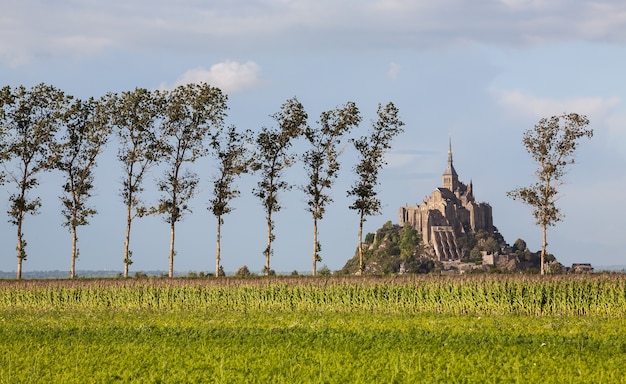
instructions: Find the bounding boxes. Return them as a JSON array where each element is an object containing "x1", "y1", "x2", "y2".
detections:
[{"x1": 0, "y1": 275, "x2": 625, "y2": 383}]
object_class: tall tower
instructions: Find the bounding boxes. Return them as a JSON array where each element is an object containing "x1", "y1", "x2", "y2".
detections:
[{"x1": 442, "y1": 138, "x2": 459, "y2": 192}]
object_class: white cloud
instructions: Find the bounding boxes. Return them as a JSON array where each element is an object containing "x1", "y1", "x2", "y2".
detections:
[
  {"x1": 387, "y1": 62, "x2": 400, "y2": 80},
  {"x1": 492, "y1": 89, "x2": 620, "y2": 119},
  {"x1": 3, "y1": 0, "x2": 626, "y2": 66},
  {"x1": 167, "y1": 61, "x2": 263, "y2": 94},
  {"x1": 492, "y1": 89, "x2": 626, "y2": 156}
]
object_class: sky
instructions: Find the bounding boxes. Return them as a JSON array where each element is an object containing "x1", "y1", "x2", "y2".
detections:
[{"x1": 1, "y1": 0, "x2": 625, "y2": 275}]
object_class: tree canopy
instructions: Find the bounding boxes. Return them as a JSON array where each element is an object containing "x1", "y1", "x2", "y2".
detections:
[
  {"x1": 252, "y1": 97, "x2": 308, "y2": 275},
  {"x1": 507, "y1": 113, "x2": 592, "y2": 275},
  {"x1": 0, "y1": 84, "x2": 69, "y2": 279},
  {"x1": 348, "y1": 102, "x2": 404, "y2": 274},
  {"x1": 302, "y1": 102, "x2": 361, "y2": 275}
]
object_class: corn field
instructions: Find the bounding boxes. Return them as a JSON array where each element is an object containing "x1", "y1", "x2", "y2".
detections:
[{"x1": 1, "y1": 274, "x2": 624, "y2": 317}]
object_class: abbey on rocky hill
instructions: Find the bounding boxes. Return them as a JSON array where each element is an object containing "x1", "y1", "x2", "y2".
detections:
[{"x1": 398, "y1": 141, "x2": 493, "y2": 260}]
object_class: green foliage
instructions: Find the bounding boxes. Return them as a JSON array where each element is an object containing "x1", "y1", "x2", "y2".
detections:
[
  {"x1": 154, "y1": 83, "x2": 227, "y2": 225},
  {"x1": 303, "y1": 102, "x2": 360, "y2": 221},
  {"x1": 483, "y1": 237, "x2": 500, "y2": 253},
  {"x1": 348, "y1": 103, "x2": 404, "y2": 274},
  {"x1": 56, "y1": 97, "x2": 110, "y2": 228},
  {"x1": 303, "y1": 102, "x2": 361, "y2": 274},
  {"x1": 146, "y1": 83, "x2": 229, "y2": 278},
  {"x1": 508, "y1": 113, "x2": 593, "y2": 274},
  {"x1": 0, "y1": 84, "x2": 70, "y2": 278},
  {"x1": 509, "y1": 113, "x2": 593, "y2": 228},
  {"x1": 458, "y1": 229, "x2": 507, "y2": 262},
  {"x1": 513, "y1": 238, "x2": 527, "y2": 252},
  {"x1": 252, "y1": 97, "x2": 307, "y2": 274},
  {"x1": 235, "y1": 265, "x2": 251, "y2": 277},
  {"x1": 381, "y1": 220, "x2": 394, "y2": 231},
  {"x1": 253, "y1": 97, "x2": 307, "y2": 215},
  {"x1": 55, "y1": 96, "x2": 111, "y2": 278},
  {"x1": 209, "y1": 125, "x2": 252, "y2": 218},
  {"x1": 398, "y1": 224, "x2": 419, "y2": 260},
  {"x1": 0, "y1": 310, "x2": 624, "y2": 383},
  {"x1": 469, "y1": 247, "x2": 482, "y2": 262},
  {"x1": 110, "y1": 87, "x2": 163, "y2": 276},
  {"x1": 348, "y1": 103, "x2": 404, "y2": 219},
  {"x1": 0, "y1": 275, "x2": 624, "y2": 315},
  {"x1": 111, "y1": 88, "x2": 162, "y2": 214},
  {"x1": 317, "y1": 264, "x2": 332, "y2": 276},
  {"x1": 0, "y1": 277, "x2": 625, "y2": 383},
  {"x1": 457, "y1": 234, "x2": 477, "y2": 259},
  {"x1": 342, "y1": 222, "x2": 423, "y2": 275},
  {"x1": 209, "y1": 124, "x2": 253, "y2": 276}
]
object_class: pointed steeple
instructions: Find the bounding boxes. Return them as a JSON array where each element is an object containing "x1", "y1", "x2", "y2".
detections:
[{"x1": 442, "y1": 138, "x2": 459, "y2": 191}]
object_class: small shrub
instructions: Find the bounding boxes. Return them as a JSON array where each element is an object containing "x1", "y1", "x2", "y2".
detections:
[
  {"x1": 235, "y1": 265, "x2": 251, "y2": 277},
  {"x1": 318, "y1": 265, "x2": 331, "y2": 276},
  {"x1": 134, "y1": 271, "x2": 148, "y2": 279}
]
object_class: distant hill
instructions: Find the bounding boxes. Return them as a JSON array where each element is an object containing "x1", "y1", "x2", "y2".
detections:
[
  {"x1": 339, "y1": 221, "x2": 436, "y2": 275},
  {"x1": 339, "y1": 221, "x2": 556, "y2": 275},
  {"x1": 595, "y1": 265, "x2": 626, "y2": 272}
]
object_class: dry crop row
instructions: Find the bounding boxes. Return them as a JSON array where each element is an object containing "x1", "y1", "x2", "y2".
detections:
[{"x1": 0, "y1": 274, "x2": 624, "y2": 316}]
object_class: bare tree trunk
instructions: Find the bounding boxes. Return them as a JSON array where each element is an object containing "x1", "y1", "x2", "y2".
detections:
[
  {"x1": 169, "y1": 221, "x2": 175, "y2": 278},
  {"x1": 312, "y1": 216, "x2": 318, "y2": 276},
  {"x1": 16, "y1": 259, "x2": 23, "y2": 280},
  {"x1": 16, "y1": 220, "x2": 23, "y2": 280},
  {"x1": 540, "y1": 181, "x2": 550, "y2": 276},
  {"x1": 70, "y1": 225, "x2": 77, "y2": 279},
  {"x1": 123, "y1": 203, "x2": 132, "y2": 278},
  {"x1": 265, "y1": 213, "x2": 272, "y2": 275},
  {"x1": 358, "y1": 211, "x2": 364, "y2": 275},
  {"x1": 16, "y1": 183, "x2": 27, "y2": 280},
  {"x1": 541, "y1": 223, "x2": 547, "y2": 275},
  {"x1": 215, "y1": 216, "x2": 221, "y2": 277}
]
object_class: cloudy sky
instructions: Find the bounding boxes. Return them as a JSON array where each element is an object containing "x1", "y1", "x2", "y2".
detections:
[{"x1": 1, "y1": 0, "x2": 625, "y2": 274}]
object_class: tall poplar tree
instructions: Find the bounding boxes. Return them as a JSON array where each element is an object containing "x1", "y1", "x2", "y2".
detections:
[
  {"x1": 253, "y1": 97, "x2": 307, "y2": 275},
  {"x1": 507, "y1": 113, "x2": 592, "y2": 275},
  {"x1": 155, "y1": 83, "x2": 227, "y2": 278},
  {"x1": 55, "y1": 97, "x2": 111, "y2": 279},
  {"x1": 112, "y1": 88, "x2": 163, "y2": 278},
  {"x1": 0, "y1": 84, "x2": 69, "y2": 279},
  {"x1": 208, "y1": 125, "x2": 252, "y2": 276},
  {"x1": 347, "y1": 102, "x2": 404, "y2": 275},
  {"x1": 303, "y1": 102, "x2": 361, "y2": 275}
]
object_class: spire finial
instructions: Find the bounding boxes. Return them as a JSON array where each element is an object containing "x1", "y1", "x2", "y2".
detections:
[{"x1": 448, "y1": 137, "x2": 453, "y2": 166}]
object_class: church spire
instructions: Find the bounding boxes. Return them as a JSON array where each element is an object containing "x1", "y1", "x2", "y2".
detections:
[{"x1": 442, "y1": 138, "x2": 458, "y2": 191}]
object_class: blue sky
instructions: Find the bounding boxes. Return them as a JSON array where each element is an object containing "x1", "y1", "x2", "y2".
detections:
[{"x1": 1, "y1": 0, "x2": 625, "y2": 274}]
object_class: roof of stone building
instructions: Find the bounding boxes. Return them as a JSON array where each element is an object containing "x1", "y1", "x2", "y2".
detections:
[
  {"x1": 443, "y1": 139, "x2": 458, "y2": 177},
  {"x1": 436, "y1": 187, "x2": 457, "y2": 201}
]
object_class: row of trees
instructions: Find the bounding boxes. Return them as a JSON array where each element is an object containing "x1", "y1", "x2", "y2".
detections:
[{"x1": 0, "y1": 83, "x2": 404, "y2": 279}]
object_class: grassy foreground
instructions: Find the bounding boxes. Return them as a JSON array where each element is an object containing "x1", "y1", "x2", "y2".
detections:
[{"x1": 0, "y1": 275, "x2": 625, "y2": 383}]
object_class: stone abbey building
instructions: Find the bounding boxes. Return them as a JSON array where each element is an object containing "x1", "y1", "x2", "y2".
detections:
[{"x1": 398, "y1": 142, "x2": 493, "y2": 260}]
